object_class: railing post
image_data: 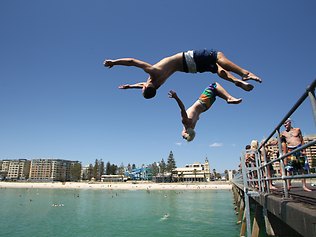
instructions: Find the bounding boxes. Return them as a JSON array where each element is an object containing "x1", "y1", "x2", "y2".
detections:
[
  {"x1": 276, "y1": 129, "x2": 289, "y2": 199},
  {"x1": 255, "y1": 150, "x2": 262, "y2": 192}
]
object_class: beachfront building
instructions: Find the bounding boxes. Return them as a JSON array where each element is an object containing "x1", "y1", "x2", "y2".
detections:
[
  {"x1": 7, "y1": 159, "x2": 31, "y2": 180},
  {"x1": 171, "y1": 158, "x2": 211, "y2": 182},
  {"x1": 305, "y1": 135, "x2": 316, "y2": 172},
  {"x1": 265, "y1": 138, "x2": 281, "y2": 176},
  {"x1": 128, "y1": 167, "x2": 152, "y2": 181},
  {"x1": 29, "y1": 159, "x2": 80, "y2": 182},
  {"x1": 0, "y1": 159, "x2": 31, "y2": 180},
  {"x1": 101, "y1": 174, "x2": 126, "y2": 182},
  {"x1": 1, "y1": 160, "x2": 10, "y2": 172},
  {"x1": 81, "y1": 165, "x2": 91, "y2": 180}
]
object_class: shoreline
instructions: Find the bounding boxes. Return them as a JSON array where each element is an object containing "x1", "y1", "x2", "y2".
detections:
[{"x1": 0, "y1": 181, "x2": 232, "y2": 190}]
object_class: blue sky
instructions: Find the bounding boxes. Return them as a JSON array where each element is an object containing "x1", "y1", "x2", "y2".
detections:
[{"x1": 1, "y1": 0, "x2": 315, "y2": 172}]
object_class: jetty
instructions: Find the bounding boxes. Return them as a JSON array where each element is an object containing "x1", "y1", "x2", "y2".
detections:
[{"x1": 231, "y1": 79, "x2": 316, "y2": 237}]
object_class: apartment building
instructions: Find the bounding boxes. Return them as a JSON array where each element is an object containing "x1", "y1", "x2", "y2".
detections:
[
  {"x1": 0, "y1": 159, "x2": 31, "y2": 180},
  {"x1": 8, "y1": 159, "x2": 31, "y2": 180},
  {"x1": 29, "y1": 159, "x2": 80, "y2": 181},
  {"x1": 304, "y1": 135, "x2": 316, "y2": 169},
  {"x1": 1, "y1": 160, "x2": 11, "y2": 172}
]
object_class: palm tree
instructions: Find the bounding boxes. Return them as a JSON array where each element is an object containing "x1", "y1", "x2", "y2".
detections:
[
  {"x1": 193, "y1": 169, "x2": 197, "y2": 182},
  {"x1": 213, "y1": 169, "x2": 217, "y2": 180}
]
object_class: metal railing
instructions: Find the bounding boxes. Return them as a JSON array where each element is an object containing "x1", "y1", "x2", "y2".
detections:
[{"x1": 232, "y1": 79, "x2": 316, "y2": 237}]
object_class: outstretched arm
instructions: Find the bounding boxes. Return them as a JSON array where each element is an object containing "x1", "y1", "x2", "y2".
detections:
[
  {"x1": 118, "y1": 82, "x2": 145, "y2": 89},
  {"x1": 104, "y1": 58, "x2": 152, "y2": 73},
  {"x1": 168, "y1": 90, "x2": 189, "y2": 123}
]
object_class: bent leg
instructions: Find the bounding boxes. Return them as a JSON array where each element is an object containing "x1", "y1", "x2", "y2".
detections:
[
  {"x1": 217, "y1": 64, "x2": 254, "y2": 92},
  {"x1": 217, "y1": 52, "x2": 261, "y2": 83},
  {"x1": 214, "y1": 82, "x2": 242, "y2": 104}
]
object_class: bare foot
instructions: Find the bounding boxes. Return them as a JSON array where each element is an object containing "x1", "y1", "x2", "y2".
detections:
[
  {"x1": 242, "y1": 73, "x2": 262, "y2": 83},
  {"x1": 269, "y1": 185, "x2": 278, "y2": 190},
  {"x1": 235, "y1": 80, "x2": 254, "y2": 91},
  {"x1": 227, "y1": 97, "x2": 242, "y2": 104},
  {"x1": 303, "y1": 186, "x2": 312, "y2": 192}
]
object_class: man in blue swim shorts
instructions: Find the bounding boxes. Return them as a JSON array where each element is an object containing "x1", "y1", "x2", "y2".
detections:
[
  {"x1": 104, "y1": 49, "x2": 261, "y2": 99},
  {"x1": 168, "y1": 82, "x2": 242, "y2": 141}
]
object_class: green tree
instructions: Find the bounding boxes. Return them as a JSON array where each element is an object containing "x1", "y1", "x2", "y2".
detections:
[
  {"x1": 224, "y1": 170, "x2": 228, "y2": 180},
  {"x1": 213, "y1": 169, "x2": 217, "y2": 180},
  {"x1": 99, "y1": 160, "x2": 105, "y2": 177},
  {"x1": 87, "y1": 164, "x2": 93, "y2": 181},
  {"x1": 93, "y1": 159, "x2": 99, "y2": 180},
  {"x1": 166, "y1": 151, "x2": 176, "y2": 172},
  {"x1": 216, "y1": 173, "x2": 222, "y2": 180},
  {"x1": 70, "y1": 162, "x2": 82, "y2": 181},
  {"x1": 160, "y1": 159, "x2": 166, "y2": 174},
  {"x1": 150, "y1": 162, "x2": 159, "y2": 176},
  {"x1": 105, "y1": 161, "x2": 111, "y2": 175},
  {"x1": 110, "y1": 164, "x2": 118, "y2": 174},
  {"x1": 105, "y1": 161, "x2": 118, "y2": 175}
]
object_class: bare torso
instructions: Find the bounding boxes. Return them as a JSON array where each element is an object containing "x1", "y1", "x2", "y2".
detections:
[
  {"x1": 185, "y1": 101, "x2": 205, "y2": 129},
  {"x1": 147, "y1": 53, "x2": 184, "y2": 89},
  {"x1": 281, "y1": 127, "x2": 303, "y2": 147}
]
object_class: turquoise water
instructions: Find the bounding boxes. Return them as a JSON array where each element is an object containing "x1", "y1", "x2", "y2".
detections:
[{"x1": 0, "y1": 188, "x2": 239, "y2": 237}]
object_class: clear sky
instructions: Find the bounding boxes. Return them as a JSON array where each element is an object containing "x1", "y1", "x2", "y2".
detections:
[{"x1": 1, "y1": 0, "x2": 316, "y2": 172}]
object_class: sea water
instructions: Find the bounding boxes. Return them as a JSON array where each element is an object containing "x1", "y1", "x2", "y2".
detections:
[{"x1": 0, "y1": 188, "x2": 239, "y2": 237}]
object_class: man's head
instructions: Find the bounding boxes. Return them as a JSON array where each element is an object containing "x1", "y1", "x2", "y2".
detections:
[
  {"x1": 142, "y1": 84, "x2": 156, "y2": 99},
  {"x1": 182, "y1": 128, "x2": 196, "y2": 142},
  {"x1": 284, "y1": 118, "x2": 292, "y2": 130},
  {"x1": 250, "y1": 140, "x2": 258, "y2": 150}
]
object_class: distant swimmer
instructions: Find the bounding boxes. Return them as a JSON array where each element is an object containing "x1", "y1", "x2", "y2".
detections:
[
  {"x1": 169, "y1": 82, "x2": 241, "y2": 141},
  {"x1": 161, "y1": 213, "x2": 170, "y2": 221},
  {"x1": 103, "y1": 49, "x2": 261, "y2": 99}
]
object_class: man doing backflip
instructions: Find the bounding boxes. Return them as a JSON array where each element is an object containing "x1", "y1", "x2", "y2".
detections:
[
  {"x1": 168, "y1": 82, "x2": 241, "y2": 141},
  {"x1": 104, "y1": 49, "x2": 261, "y2": 99}
]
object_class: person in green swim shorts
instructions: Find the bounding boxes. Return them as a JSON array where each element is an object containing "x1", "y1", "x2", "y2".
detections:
[{"x1": 168, "y1": 82, "x2": 241, "y2": 141}]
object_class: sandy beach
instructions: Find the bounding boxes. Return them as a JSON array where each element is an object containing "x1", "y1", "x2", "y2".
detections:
[{"x1": 0, "y1": 181, "x2": 232, "y2": 190}]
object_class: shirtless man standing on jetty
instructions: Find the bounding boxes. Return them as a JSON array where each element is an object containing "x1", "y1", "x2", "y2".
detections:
[
  {"x1": 281, "y1": 118, "x2": 311, "y2": 192},
  {"x1": 104, "y1": 49, "x2": 261, "y2": 99}
]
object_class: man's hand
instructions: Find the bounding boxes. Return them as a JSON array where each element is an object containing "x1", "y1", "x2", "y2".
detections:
[
  {"x1": 168, "y1": 90, "x2": 178, "y2": 99},
  {"x1": 118, "y1": 84, "x2": 131, "y2": 89},
  {"x1": 103, "y1": 60, "x2": 115, "y2": 68}
]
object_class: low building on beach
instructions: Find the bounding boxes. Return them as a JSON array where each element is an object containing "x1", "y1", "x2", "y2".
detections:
[{"x1": 171, "y1": 158, "x2": 211, "y2": 182}]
